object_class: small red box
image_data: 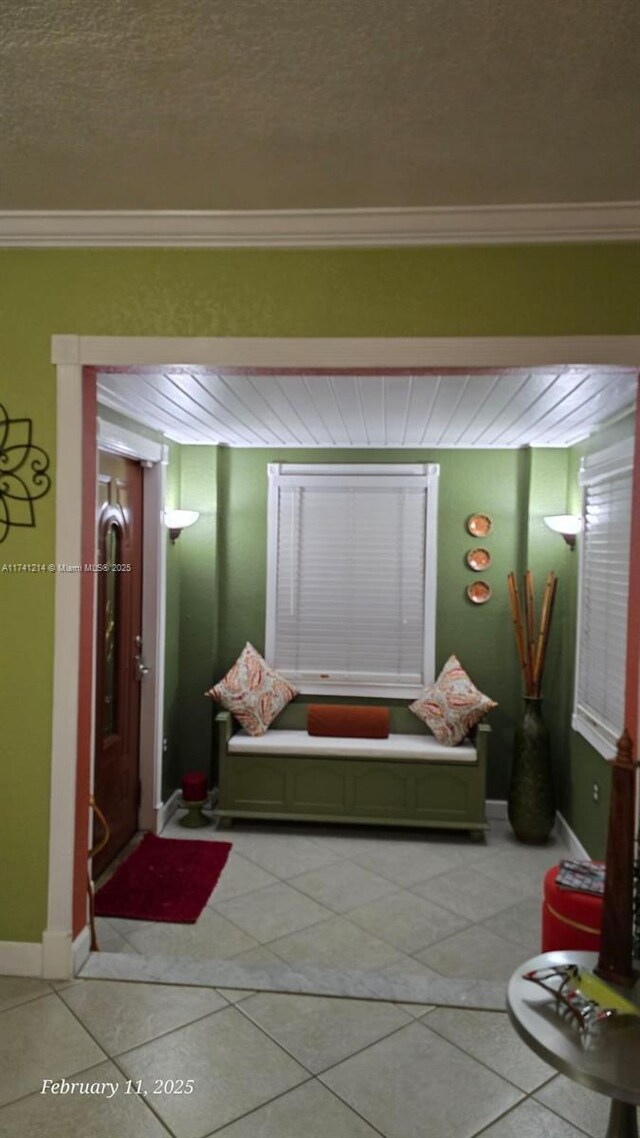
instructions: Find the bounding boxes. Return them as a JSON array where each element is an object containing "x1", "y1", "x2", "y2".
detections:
[
  {"x1": 182, "y1": 772, "x2": 207, "y2": 802},
  {"x1": 541, "y1": 864, "x2": 604, "y2": 954}
]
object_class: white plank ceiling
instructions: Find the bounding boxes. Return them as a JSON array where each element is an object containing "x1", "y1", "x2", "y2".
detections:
[{"x1": 97, "y1": 367, "x2": 637, "y2": 449}]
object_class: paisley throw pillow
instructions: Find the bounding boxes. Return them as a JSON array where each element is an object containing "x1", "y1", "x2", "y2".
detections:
[
  {"x1": 205, "y1": 642, "x2": 298, "y2": 736},
  {"x1": 409, "y1": 655, "x2": 496, "y2": 746}
]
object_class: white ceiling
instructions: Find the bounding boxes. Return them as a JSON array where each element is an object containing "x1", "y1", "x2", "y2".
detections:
[
  {"x1": 97, "y1": 366, "x2": 637, "y2": 448},
  {"x1": 1, "y1": 1, "x2": 638, "y2": 210}
]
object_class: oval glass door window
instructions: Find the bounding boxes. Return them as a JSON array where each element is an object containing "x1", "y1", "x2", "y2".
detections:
[
  {"x1": 466, "y1": 547, "x2": 492, "y2": 571},
  {"x1": 467, "y1": 513, "x2": 493, "y2": 537},
  {"x1": 467, "y1": 580, "x2": 492, "y2": 604}
]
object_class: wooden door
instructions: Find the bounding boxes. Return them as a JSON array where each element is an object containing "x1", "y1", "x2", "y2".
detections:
[{"x1": 93, "y1": 453, "x2": 144, "y2": 877}]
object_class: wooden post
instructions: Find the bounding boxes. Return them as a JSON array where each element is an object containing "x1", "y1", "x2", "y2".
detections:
[{"x1": 595, "y1": 729, "x2": 639, "y2": 988}]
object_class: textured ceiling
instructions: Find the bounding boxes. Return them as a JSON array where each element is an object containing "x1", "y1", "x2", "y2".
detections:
[
  {"x1": 1, "y1": 0, "x2": 639, "y2": 210},
  {"x1": 96, "y1": 367, "x2": 637, "y2": 448}
]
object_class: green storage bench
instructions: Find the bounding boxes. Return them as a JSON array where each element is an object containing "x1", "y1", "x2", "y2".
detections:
[{"x1": 215, "y1": 703, "x2": 489, "y2": 837}]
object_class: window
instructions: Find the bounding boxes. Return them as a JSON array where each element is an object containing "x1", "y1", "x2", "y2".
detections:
[
  {"x1": 265, "y1": 463, "x2": 439, "y2": 697},
  {"x1": 573, "y1": 437, "x2": 634, "y2": 757}
]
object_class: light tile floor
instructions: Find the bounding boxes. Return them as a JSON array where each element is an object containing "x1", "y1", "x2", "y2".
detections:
[
  {"x1": 101, "y1": 814, "x2": 566, "y2": 984},
  {"x1": 1, "y1": 817, "x2": 635, "y2": 1137}
]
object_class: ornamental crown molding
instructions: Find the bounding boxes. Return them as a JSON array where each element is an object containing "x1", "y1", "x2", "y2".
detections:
[{"x1": 0, "y1": 202, "x2": 639, "y2": 248}]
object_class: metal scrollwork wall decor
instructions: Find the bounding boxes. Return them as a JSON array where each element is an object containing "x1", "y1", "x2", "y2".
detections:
[{"x1": 0, "y1": 402, "x2": 52, "y2": 543}]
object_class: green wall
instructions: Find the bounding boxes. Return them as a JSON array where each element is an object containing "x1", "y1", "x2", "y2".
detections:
[
  {"x1": 0, "y1": 243, "x2": 638, "y2": 944},
  {"x1": 517, "y1": 448, "x2": 575, "y2": 836},
  {"x1": 215, "y1": 446, "x2": 578, "y2": 800},
  {"x1": 174, "y1": 447, "x2": 220, "y2": 789}
]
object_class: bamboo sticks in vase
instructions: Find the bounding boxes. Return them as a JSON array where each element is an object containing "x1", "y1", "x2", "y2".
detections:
[{"x1": 507, "y1": 570, "x2": 558, "y2": 697}]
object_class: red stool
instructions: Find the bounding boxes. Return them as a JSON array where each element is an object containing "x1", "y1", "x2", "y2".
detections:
[{"x1": 541, "y1": 864, "x2": 604, "y2": 953}]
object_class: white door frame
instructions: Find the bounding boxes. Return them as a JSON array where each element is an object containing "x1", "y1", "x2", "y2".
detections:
[{"x1": 46, "y1": 333, "x2": 640, "y2": 978}]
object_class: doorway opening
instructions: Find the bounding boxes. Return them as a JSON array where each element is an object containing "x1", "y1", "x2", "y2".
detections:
[{"x1": 45, "y1": 334, "x2": 640, "y2": 980}]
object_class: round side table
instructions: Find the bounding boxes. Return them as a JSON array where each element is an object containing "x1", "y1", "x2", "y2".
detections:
[{"x1": 507, "y1": 950, "x2": 640, "y2": 1138}]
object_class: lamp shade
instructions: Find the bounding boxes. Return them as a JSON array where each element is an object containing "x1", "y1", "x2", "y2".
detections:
[
  {"x1": 164, "y1": 509, "x2": 199, "y2": 531},
  {"x1": 543, "y1": 515, "x2": 582, "y2": 536}
]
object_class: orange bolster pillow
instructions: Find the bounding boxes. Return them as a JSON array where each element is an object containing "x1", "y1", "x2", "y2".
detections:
[{"x1": 307, "y1": 705, "x2": 390, "y2": 739}]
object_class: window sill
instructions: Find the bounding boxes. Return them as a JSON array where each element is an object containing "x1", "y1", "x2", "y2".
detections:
[
  {"x1": 571, "y1": 712, "x2": 618, "y2": 761},
  {"x1": 292, "y1": 681, "x2": 425, "y2": 700}
]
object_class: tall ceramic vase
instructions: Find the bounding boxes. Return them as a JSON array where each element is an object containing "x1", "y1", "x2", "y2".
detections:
[{"x1": 508, "y1": 697, "x2": 555, "y2": 844}]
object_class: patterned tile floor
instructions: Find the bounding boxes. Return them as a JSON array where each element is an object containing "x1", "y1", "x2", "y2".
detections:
[{"x1": 1, "y1": 817, "x2": 634, "y2": 1136}]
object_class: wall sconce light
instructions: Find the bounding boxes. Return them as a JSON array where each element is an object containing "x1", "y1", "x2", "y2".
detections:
[
  {"x1": 164, "y1": 509, "x2": 200, "y2": 544},
  {"x1": 543, "y1": 515, "x2": 582, "y2": 551}
]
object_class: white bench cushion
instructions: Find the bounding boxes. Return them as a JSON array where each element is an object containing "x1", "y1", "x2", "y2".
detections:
[{"x1": 227, "y1": 729, "x2": 477, "y2": 763}]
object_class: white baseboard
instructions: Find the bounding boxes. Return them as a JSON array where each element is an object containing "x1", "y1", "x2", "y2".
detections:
[
  {"x1": 42, "y1": 929, "x2": 73, "y2": 979},
  {"x1": 0, "y1": 926, "x2": 90, "y2": 981},
  {"x1": 72, "y1": 926, "x2": 91, "y2": 974},
  {"x1": 0, "y1": 940, "x2": 43, "y2": 977},
  {"x1": 486, "y1": 799, "x2": 508, "y2": 820},
  {"x1": 487, "y1": 802, "x2": 591, "y2": 859},
  {"x1": 156, "y1": 788, "x2": 182, "y2": 834},
  {"x1": 556, "y1": 812, "x2": 591, "y2": 859}
]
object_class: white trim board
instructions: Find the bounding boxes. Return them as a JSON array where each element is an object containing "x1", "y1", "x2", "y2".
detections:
[
  {"x1": 42, "y1": 930, "x2": 73, "y2": 979},
  {"x1": 488, "y1": 803, "x2": 592, "y2": 858},
  {"x1": 47, "y1": 364, "x2": 83, "y2": 945},
  {"x1": 0, "y1": 928, "x2": 89, "y2": 981},
  {"x1": 3, "y1": 202, "x2": 640, "y2": 248},
  {"x1": 98, "y1": 417, "x2": 166, "y2": 465},
  {"x1": 0, "y1": 941, "x2": 43, "y2": 978},
  {"x1": 53, "y1": 334, "x2": 640, "y2": 369},
  {"x1": 72, "y1": 926, "x2": 91, "y2": 976},
  {"x1": 156, "y1": 789, "x2": 182, "y2": 835},
  {"x1": 556, "y1": 812, "x2": 591, "y2": 860}
]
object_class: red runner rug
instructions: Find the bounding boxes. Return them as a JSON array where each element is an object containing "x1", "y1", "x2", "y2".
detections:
[{"x1": 95, "y1": 834, "x2": 232, "y2": 923}]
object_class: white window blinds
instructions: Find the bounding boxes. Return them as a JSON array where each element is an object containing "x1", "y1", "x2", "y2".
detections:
[
  {"x1": 265, "y1": 464, "x2": 439, "y2": 697},
  {"x1": 573, "y1": 437, "x2": 634, "y2": 757}
]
